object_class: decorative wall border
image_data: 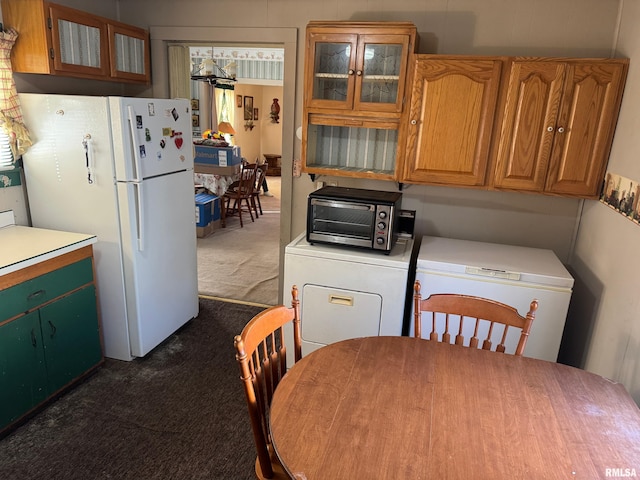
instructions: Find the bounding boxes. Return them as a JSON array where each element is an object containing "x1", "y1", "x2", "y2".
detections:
[{"x1": 600, "y1": 171, "x2": 640, "y2": 225}]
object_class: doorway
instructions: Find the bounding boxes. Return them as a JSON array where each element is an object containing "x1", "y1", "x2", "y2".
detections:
[{"x1": 150, "y1": 26, "x2": 296, "y2": 306}]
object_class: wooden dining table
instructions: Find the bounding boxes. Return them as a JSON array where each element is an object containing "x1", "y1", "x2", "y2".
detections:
[{"x1": 269, "y1": 336, "x2": 640, "y2": 479}]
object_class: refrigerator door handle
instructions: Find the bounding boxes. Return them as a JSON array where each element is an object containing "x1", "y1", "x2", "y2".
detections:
[
  {"x1": 134, "y1": 182, "x2": 145, "y2": 251},
  {"x1": 82, "y1": 134, "x2": 94, "y2": 184},
  {"x1": 127, "y1": 106, "x2": 143, "y2": 182}
]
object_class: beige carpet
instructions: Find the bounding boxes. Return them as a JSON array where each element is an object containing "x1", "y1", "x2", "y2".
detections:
[{"x1": 197, "y1": 177, "x2": 280, "y2": 306}]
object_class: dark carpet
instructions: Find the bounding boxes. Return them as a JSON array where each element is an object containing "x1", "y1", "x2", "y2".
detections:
[{"x1": 0, "y1": 298, "x2": 265, "y2": 480}]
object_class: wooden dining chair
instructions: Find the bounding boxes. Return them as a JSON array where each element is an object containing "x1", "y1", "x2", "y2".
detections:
[
  {"x1": 221, "y1": 162, "x2": 258, "y2": 228},
  {"x1": 251, "y1": 163, "x2": 269, "y2": 217},
  {"x1": 413, "y1": 280, "x2": 538, "y2": 356},
  {"x1": 234, "y1": 285, "x2": 302, "y2": 479}
]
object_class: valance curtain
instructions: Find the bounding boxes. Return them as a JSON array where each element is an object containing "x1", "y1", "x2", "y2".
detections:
[{"x1": 0, "y1": 28, "x2": 32, "y2": 163}]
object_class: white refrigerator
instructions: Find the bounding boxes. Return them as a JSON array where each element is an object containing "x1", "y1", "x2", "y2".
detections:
[
  {"x1": 19, "y1": 93, "x2": 199, "y2": 361},
  {"x1": 413, "y1": 236, "x2": 574, "y2": 362}
]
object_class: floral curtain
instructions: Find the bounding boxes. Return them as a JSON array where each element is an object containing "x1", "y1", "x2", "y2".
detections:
[{"x1": 0, "y1": 28, "x2": 32, "y2": 161}]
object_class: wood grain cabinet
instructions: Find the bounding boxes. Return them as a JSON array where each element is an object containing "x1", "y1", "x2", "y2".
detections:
[
  {"x1": 399, "y1": 56, "x2": 503, "y2": 186},
  {"x1": 302, "y1": 22, "x2": 418, "y2": 180},
  {"x1": 0, "y1": 246, "x2": 103, "y2": 434},
  {"x1": 1, "y1": 0, "x2": 150, "y2": 84},
  {"x1": 493, "y1": 58, "x2": 628, "y2": 198}
]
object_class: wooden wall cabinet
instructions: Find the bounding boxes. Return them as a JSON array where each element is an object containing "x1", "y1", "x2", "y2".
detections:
[
  {"x1": 493, "y1": 58, "x2": 628, "y2": 198},
  {"x1": 0, "y1": 246, "x2": 103, "y2": 434},
  {"x1": 1, "y1": 0, "x2": 150, "y2": 84},
  {"x1": 399, "y1": 56, "x2": 503, "y2": 186},
  {"x1": 302, "y1": 22, "x2": 418, "y2": 181}
]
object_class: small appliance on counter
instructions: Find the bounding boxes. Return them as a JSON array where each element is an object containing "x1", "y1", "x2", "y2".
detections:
[{"x1": 307, "y1": 186, "x2": 413, "y2": 253}]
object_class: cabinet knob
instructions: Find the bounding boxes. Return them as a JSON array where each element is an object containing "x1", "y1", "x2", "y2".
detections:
[
  {"x1": 411, "y1": 119, "x2": 417, "y2": 125},
  {"x1": 557, "y1": 127, "x2": 565, "y2": 133},
  {"x1": 547, "y1": 126, "x2": 554, "y2": 132},
  {"x1": 356, "y1": 70, "x2": 363, "y2": 76},
  {"x1": 348, "y1": 69, "x2": 355, "y2": 75}
]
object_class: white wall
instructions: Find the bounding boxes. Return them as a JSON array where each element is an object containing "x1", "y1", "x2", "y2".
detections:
[
  {"x1": 260, "y1": 86, "x2": 283, "y2": 157},
  {"x1": 233, "y1": 84, "x2": 263, "y2": 162},
  {"x1": 566, "y1": 0, "x2": 640, "y2": 404}
]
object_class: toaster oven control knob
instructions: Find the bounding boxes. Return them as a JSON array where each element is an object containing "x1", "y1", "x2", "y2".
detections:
[
  {"x1": 379, "y1": 211, "x2": 387, "y2": 219},
  {"x1": 376, "y1": 237, "x2": 385, "y2": 245},
  {"x1": 377, "y1": 221, "x2": 386, "y2": 230}
]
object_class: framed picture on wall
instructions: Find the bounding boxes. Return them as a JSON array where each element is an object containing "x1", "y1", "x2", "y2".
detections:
[
  {"x1": 192, "y1": 114, "x2": 199, "y2": 127},
  {"x1": 244, "y1": 96, "x2": 254, "y2": 120},
  {"x1": 236, "y1": 95, "x2": 242, "y2": 108},
  {"x1": 253, "y1": 108, "x2": 259, "y2": 121},
  {"x1": 190, "y1": 99, "x2": 199, "y2": 111}
]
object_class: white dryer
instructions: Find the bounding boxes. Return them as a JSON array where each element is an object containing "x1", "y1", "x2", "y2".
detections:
[
  {"x1": 283, "y1": 233, "x2": 415, "y2": 366},
  {"x1": 413, "y1": 236, "x2": 574, "y2": 362}
]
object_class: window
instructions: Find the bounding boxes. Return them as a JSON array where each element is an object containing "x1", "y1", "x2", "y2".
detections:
[
  {"x1": 216, "y1": 87, "x2": 234, "y2": 125},
  {"x1": 0, "y1": 130, "x2": 13, "y2": 170}
]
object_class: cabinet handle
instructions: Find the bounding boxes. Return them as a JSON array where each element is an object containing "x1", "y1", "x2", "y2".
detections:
[
  {"x1": 329, "y1": 294, "x2": 354, "y2": 307},
  {"x1": 31, "y1": 329, "x2": 37, "y2": 348},
  {"x1": 557, "y1": 127, "x2": 565, "y2": 133},
  {"x1": 48, "y1": 320, "x2": 57, "y2": 339},
  {"x1": 547, "y1": 126, "x2": 554, "y2": 132},
  {"x1": 348, "y1": 69, "x2": 355, "y2": 75},
  {"x1": 27, "y1": 289, "x2": 46, "y2": 301}
]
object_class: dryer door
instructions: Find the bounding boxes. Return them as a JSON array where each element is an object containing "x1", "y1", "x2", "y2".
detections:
[{"x1": 301, "y1": 284, "x2": 382, "y2": 347}]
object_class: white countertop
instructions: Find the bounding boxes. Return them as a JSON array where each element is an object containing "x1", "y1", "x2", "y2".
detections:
[{"x1": 0, "y1": 225, "x2": 97, "y2": 276}]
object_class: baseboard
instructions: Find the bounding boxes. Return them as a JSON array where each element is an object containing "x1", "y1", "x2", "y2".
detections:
[{"x1": 198, "y1": 293, "x2": 273, "y2": 309}]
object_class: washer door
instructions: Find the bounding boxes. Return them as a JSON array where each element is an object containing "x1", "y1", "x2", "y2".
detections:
[{"x1": 301, "y1": 284, "x2": 382, "y2": 345}]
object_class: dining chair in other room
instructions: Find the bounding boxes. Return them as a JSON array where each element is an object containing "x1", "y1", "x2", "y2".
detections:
[
  {"x1": 413, "y1": 280, "x2": 538, "y2": 356},
  {"x1": 234, "y1": 285, "x2": 302, "y2": 479},
  {"x1": 251, "y1": 163, "x2": 269, "y2": 217},
  {"x1": 221, "y1": 162, "x2": 258, "y2": 228}
]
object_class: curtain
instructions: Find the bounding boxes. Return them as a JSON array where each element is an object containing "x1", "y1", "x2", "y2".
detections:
[
  {"x1": 0, "y1": 28, "x2": 31, "y2": 161},
  {"x1": 215, "y1": 87, "x2": 234, "y2": 125},
  {"x1": 168, "y1": 45, "x2": 191, "y2": 100}
]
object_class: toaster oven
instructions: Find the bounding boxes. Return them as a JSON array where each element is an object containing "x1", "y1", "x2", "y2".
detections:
[{"x1": 307, "y1": 186, "x2": 403, "y2": 253}]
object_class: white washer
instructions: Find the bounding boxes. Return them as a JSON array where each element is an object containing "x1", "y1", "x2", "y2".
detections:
[
  {"x1": 413, "y1": 236, "x2": 574, "y2": 362},
  {"x1": 283, "y1": 232, "x2": 415, "y2": 366}
]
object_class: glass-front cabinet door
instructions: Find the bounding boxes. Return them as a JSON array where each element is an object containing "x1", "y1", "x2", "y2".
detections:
[
  {"x1": 307, "y1": 33, "x2": 411, "y2": 113},
  {"x1": 49, "y1": 3, "x2": 109, "y2": 77},
  {"x1": 354, "y1": 35, "x2": 410, "y2": 112},
  {"x1": 108, "y1": 22, "x2": 151, "y2": 83},
  {"x1": 307, "y1": 33, "x2": 359, "y2": 110}
]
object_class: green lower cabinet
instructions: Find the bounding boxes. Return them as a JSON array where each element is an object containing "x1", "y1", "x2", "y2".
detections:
[
  {"x1": 0, "y1": 311, "x2": 49, "y2": 428},
  {"x1": 0, "y1": 283, "x2": 102, "y2": 432},
  {"x1": 41, "y1": 285, "x2": 102, "y2": 394}
]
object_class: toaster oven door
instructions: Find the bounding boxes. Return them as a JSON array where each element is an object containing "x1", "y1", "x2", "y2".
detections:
[{"x1": 308, "y1": 199, "x2": 376, "y2": 248}]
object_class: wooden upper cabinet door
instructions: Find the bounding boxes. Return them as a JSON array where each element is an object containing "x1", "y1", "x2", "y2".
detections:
[
  {"x1": 108, "y1": 22, "x2": 150, "y2": 84},
  {"x1": 305, "y1": 32, "x2": 359, "y2": 111},
  {"x1": 493, "y1": 62, "x2": 566, "y2": 191},
  {"x1": 545, "y1": 61, "x2": 628, "y2": 197},
  {"x1": 401, "y1": 57, "x2": 502, "y2": 186},
  {"x1": 353, "y1": 34, "x2": 411, "y2": 113},
  {"x1": 49, "y1": 4, "x2": 110, "y2": 78}
]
